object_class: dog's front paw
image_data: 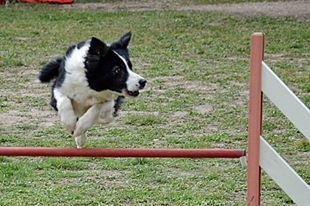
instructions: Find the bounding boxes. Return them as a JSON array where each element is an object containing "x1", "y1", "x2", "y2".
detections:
[
  {"x1": 74, "y1": 133, "x2": 86, "y2": 148},
  {"x1": 73, "y1": 120, "x2": 87, "y2": 137}
]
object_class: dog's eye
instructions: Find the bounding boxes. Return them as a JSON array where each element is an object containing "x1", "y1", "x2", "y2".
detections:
[{"x1": 113, "y1": 67, "x2": 122, "y2": 75}]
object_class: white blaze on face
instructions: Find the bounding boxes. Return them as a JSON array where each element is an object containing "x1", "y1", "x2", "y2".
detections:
[{"x1": 113, "y1": 51, "x2": 144, "y2": 92}]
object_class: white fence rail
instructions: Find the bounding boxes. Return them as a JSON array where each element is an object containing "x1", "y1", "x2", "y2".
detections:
[
  {"x1": 260, "y1": 61, "x2": 310, "y2": 206},
  {"x1": 262, "y1": 62, "x2": 310, "y2": 140},
  {"x1": 260, "y1": 137, "x2": 310, "y2": 206}
]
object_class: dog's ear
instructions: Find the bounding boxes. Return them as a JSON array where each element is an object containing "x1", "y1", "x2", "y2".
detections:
[
  {"x1": 110, "y1": 32, "x2": 132, "y2": 49},
  {"x1": 89, "y1": 37, "x2": 109, "y2": 57},
  {"x1": 119, "y1": 32, "x2": 132, "y2": 48},
  {"x1": 86, "y1": 38, "x2": 109, "y2": 69}
]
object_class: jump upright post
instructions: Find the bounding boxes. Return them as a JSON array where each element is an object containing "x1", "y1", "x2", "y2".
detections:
[
  {"x1": 247, "y1": 33, "x2": 264, "y2": 206},
  {"x1": 246, "y1": 32, "x2": 310, "y2": 206}
]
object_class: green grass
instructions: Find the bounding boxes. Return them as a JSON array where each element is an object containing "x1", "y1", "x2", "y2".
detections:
[{"x1": 0, "y1": 2, "x2": 309, "y2": 206}]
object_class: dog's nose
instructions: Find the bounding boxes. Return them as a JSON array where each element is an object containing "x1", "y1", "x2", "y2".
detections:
[{"x1": 139, "y1": 79, "x2": 147, "y2": 89}]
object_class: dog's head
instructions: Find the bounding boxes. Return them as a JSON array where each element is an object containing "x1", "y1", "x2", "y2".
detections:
[{"x1": 84, "y1": 32, "x2": 146, "y2": 97}]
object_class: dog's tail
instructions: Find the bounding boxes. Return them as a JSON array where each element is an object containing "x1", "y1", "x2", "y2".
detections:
[{"x1": 37, "y1": 57, "x2": 63, "y2": 83}]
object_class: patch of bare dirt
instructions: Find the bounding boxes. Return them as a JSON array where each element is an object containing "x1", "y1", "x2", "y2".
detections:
[
  {"x1": 0, "y1": 108, "x2": 57, "y2": 128},
  {"x1": 60, "y1": 1, "x2": 310, "y2": 20},
  {"x1": 176, "y1": 1, "x2": 310, "y2": 19},
  {"x1": 193, "y1": 104, "x2": 213, "y2": 115},
  {"x1": 0, "y1": 61, "x2": 60, "y2": 126},
  {"x1": 149, "y1": 76, "x2": 219, "y2": 94},
  {"x1": 57, "y1": 169, "x2": 130, "y2": 188}
]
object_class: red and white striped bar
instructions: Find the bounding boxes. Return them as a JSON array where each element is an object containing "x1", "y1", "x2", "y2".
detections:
[{"x1": 0, "y1": 147, "x2": 246, "y2": 158}]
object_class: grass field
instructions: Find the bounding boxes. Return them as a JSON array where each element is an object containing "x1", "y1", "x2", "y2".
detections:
[{"x1": 0, "y1": 1, "x2": 309, "y2": 205}]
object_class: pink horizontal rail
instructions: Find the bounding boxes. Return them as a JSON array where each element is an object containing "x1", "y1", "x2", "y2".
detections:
[{"x1": 0, "y1": 147, "x2": 245, "y2": 158}]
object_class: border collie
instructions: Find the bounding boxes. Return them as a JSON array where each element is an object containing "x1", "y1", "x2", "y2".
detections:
[{"x1": 37, "y1": 32, "x2": 146, "y2": 148}]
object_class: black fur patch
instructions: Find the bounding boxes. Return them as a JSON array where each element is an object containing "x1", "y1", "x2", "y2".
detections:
[
  {"x1": 38, "y1": 57, "x2": 63, "y2": 83},
  {"x1": 50, "y1": 83, "x2": 58, "y2": 111},
  {"x1": 85, "y1": 49, "x2": 129, "y2": 93},
  {"x1": 84, "y1": 35, "x2": 133, "y2": 93},
  {"x1": 113, "y1": 96, "x2": 125, "y2": 117}
]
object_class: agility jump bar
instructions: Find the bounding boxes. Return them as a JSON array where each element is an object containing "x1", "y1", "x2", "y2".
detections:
[{"x1": 0, "y1": 147, "x2": 245, "y2": 158}]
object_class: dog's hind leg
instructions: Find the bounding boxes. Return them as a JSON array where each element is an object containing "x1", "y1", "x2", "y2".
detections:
[{"x1": 53, "y1": 89, "x2": 77, "y2": 133}]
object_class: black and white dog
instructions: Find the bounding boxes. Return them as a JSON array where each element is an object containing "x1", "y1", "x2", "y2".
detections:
[{"x1": 38, "y1": 32, "x2": 146, "y2": 148}]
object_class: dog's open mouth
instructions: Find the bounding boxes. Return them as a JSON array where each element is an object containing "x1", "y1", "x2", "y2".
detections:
[{"x1": 126, "y1": 90, "x2": 140, "y2": 97}]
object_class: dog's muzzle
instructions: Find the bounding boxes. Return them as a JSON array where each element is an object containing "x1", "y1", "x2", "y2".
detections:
[{"x1": 125, "y1": 78, "x2": 147, "y2": 97}]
